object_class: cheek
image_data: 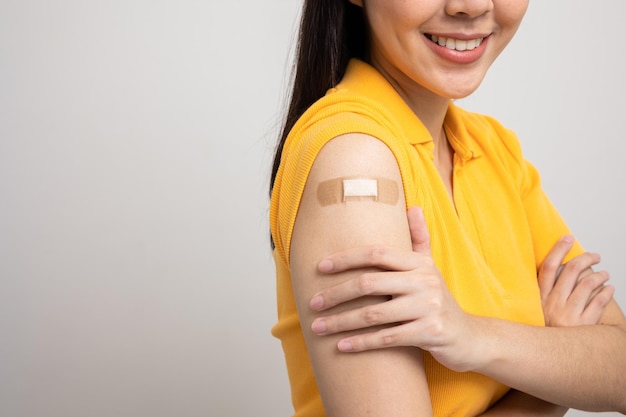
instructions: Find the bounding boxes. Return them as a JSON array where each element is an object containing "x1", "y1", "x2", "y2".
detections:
[
  {"x1": 491, "y1": 0, "x2": 528, "y2": 56},
  {"x1": 365, "y1": 5, "x2": 431, "y2": 57},
  {"x1": 495, "y1": 0, "x2": 529, "y2": 29},
  {"x1": 364, "y1": 9, "x2": 408, "y2": 55},
  {"x1": 364, "y1": 0, "x2": 429, "y2": 34}
]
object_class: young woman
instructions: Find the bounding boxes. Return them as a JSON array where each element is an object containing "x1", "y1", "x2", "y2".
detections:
[{"x1": 269, "y1": 1, "x2": 626, "y2": 416}]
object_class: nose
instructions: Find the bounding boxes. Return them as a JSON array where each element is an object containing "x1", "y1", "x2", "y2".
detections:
[{"x1": 445, "y1": 0, "x2": 494, "y2": 19}]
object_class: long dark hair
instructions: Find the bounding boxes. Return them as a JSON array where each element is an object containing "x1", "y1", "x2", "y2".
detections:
[{"x1": 269, "y1": 0, "x2": 368, "y2": 196}]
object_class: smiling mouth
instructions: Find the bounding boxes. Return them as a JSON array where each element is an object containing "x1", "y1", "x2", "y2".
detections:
[{"x1": 425, "y1": 34, "x2": 484, "y2": 51}]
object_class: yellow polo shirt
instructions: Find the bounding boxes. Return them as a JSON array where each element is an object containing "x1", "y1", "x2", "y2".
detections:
[{"x1": 270, "y1": 59, "x2": 583, "y2": 417}]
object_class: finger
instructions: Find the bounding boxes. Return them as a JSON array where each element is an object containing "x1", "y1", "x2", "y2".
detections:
[
  {"x1": 318, "y1": 245, "x2": 420, "y2": 274},
  {"x1": 311, "y1": 294, "x2": 428, "y2": 335},
  {"x1": 570, "y1": 270, "x2": 610, "y2": 304},
  {"x1": 310, "y1": 270, "x2": 429, "y2": 311},
  {"x1": 585, "y1": 279, "x2": 609, "y2": 307},
  {"x1": 552, "y1": 253, "x2": 601, "y2": 300},
  {"x1": 581, "y1": 285, "x2": 615, "y2": 325},
  {"x1": 538, "y1": 235, "x2": 574, "y2": 302},
  {"x1": 563, "y1": 270, "x2": 610, "y2": 315},
  {"x1": 407, "y1": 206, "x2": 431, "y2": 255},
  {"x1": 337, "y1": 321, "x2": 421, "y2": 352}
]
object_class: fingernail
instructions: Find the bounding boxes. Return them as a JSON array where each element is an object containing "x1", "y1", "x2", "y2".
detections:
[
  {"x1": 310, "y1": 295, "x2": 324, "y2": 310},
  {"x1": 338, "y1": 340, "x2": 353, "y2": 351},
  {"x1": 311, "y1": 319, "x2": 327, "y2": 334},
  {"x1": 319, "y1": 259, "x2": 334, "y2": 272},
  {"x1": 562, "y1": 235, "x2": 574, "y2": 244}
]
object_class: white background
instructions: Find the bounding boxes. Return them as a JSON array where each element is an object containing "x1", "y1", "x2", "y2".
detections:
[{"x1": 0, "y1": 1, "x2": 624, "y2": 416}]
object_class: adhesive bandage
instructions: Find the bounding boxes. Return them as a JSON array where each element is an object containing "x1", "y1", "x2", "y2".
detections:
[{"x1": 316, "y1": 177, "x2": 399, "y2": 206}]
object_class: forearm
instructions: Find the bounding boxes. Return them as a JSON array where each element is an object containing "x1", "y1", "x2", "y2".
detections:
[
  {"x1": 472, "y1": 316, "x2": 626, "y2": 412},
  {"x1": 479, "y1": 390, "x2": 567, "y2": 417}
]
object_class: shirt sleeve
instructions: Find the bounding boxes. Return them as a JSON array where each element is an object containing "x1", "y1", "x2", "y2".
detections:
[{"x1": 517, "y1": 145, "x2": 585, "y2": 269}]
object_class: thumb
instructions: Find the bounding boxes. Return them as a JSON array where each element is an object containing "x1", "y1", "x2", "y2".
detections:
[{"x1": 407, "y1": 206, "x2": 431, "y2": 254}]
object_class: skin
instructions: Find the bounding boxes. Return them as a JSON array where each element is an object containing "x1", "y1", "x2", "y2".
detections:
[
  {"x1": 350, "y1": 0, "x2": 529, "y2": 144},
  {"x1": 292, "y1": 135, "x2": 434, "y2": 417},
  {"x1": 289, "y1": 0, "x2": 626, "y2": 415},
  {"x1": 311, "y1": 208, "x2": 624, "y2": 413}
]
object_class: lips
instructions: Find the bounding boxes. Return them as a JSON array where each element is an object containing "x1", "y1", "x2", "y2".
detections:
[{"x1": 425, "y1": 34, "x2": 484, "y2": 51}]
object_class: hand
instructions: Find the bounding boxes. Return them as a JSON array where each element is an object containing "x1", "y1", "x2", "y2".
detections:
[
  {"x1": 310, "y1": 206, "x2": 482, "y2": 372},
  {"x1": 538, "y1": 236, "x2": 614, "y2": 327}
]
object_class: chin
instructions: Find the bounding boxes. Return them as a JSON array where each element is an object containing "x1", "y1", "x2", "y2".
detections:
[
  {"x1": 439, "y1": 86, "x2": 481, "y2": 100},
  {"x1": 452, "y1": 90, "x2": 478, "y2": 100},
  {"x1": 437, "y1": 78, "x2": 485, "y2": 100}
]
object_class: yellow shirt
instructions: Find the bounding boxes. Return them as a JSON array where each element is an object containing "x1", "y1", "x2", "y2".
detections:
[{"x1": 270, "y1": 59, "x2": 583, "y2": 417}]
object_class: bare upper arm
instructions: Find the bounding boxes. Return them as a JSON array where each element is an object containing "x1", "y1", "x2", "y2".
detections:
[
  {"x1": 600, "y1": 299, "x2": 626, "y2": 331},
  {"x1": 290, "y1": 133, "x2": 433, "y2": 417}
]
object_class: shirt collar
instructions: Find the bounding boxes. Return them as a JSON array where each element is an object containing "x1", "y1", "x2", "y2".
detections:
[{"x1": 337, "y1": 59, "x2": 481, "y2": 161}]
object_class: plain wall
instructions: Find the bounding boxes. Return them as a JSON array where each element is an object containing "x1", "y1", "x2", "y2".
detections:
[{"x1": 0, "y1": 1, "x2": 623, "y2": 416}]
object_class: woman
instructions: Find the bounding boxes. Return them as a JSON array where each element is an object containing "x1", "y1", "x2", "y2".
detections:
[{"x1": 269, "y1": 1, "x2": 626, "y2": 416}]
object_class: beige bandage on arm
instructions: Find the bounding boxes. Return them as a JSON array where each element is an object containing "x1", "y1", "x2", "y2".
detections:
[{"x1": 317, "y1": 177, "x2": 400, "y2": 206}]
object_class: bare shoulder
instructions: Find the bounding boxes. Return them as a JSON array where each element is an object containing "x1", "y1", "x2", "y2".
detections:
[
  {"x1": 293, "y1": 133, "x2": 409, "y2": 260},
  {"x1": 307, "y1": 132, "x2": 403, "y2": 182}
]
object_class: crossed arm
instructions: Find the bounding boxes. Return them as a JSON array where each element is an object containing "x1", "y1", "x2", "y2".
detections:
[{"x1": 290, "y1": 133, "x2": 626, "y2": 416}]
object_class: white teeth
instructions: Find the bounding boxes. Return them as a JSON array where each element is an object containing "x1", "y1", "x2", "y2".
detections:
[{"x1": 431, "y1": 35, "x2": 483, "y2": 51}]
